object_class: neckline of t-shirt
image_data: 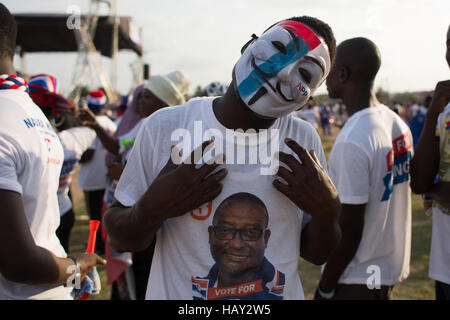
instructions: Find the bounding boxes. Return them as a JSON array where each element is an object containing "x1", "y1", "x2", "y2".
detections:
[
  {"x1": 202, "y1": 97, "x2": 282, "y2": 147},
  {"x1": 347, "y1": 104, "x2": 387, "y2": 123},
  {"x1": 0, "y1": 89, "x2": 30, "y2": 99}
]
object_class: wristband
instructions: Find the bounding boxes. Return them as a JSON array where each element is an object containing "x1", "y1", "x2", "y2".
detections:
[
  {"x1": 318, "y1": 283, "x2": 336, "y2": 299},
  {"x1": 67, "y1": 256, "x2": 80, "y2": 269}
]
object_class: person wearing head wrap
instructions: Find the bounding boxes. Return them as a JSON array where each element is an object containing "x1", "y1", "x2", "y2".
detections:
[
  {"x1": 27, "y1": 73, "x2": 79, "y2": 130},
  {"x1": 79, "y1": 70, "x2": 191, "y2": 300},
  {"x1": 28, "y1": 74, "x2": 99, "y2": 253},
  {"x1": 80, "y1": 71, "x2": 191, "y2": 161}
]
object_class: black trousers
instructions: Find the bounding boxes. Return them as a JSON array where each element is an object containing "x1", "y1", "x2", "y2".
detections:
[
  {"x1": 333, "y1": 283, "x2": 394, "y2": 300},
  {"x1": 56, "y1": 209, "x2": 75, "y2": 253},
  {"x1": 132, "y1": 238, "x2": 156, "y2": 300},
  {"x1": 436, "y1": 280, "x2": 450, "y2": 300},
  {"x1": 109, "y1": 238, "x2": 156, "y2": 300}
]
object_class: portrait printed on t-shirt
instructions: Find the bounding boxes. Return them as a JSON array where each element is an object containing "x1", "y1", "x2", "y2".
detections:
[{"x1": 191, "y1": 192, "x2": 285, "y2": 300}]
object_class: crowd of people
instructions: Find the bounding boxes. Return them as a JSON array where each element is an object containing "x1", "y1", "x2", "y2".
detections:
[
  {"x1": 295, "y1": 96, "x2": 432, "y2": 143},
  {"x1": 0, "y1": 2, "x2": 448, "y2": 301},
  {"x1": 295, "y1": 101, "x2": 347, "y2": 136}
]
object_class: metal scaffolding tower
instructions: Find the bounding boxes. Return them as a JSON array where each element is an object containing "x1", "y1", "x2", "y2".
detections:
[{"x1": 68, "y1": 0, "x2": 119, "y2": 107}]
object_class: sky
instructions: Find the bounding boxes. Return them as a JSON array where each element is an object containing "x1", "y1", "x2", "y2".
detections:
[{"x1": 4, "y1": 0, "x2": 450, "y2": 98}]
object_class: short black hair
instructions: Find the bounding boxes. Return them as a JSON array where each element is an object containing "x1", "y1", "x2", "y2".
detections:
[
  {"x1": 0, "y1": 3, "x2": 17, "y2": 59},
  {"x1": 214, "y1": 192, "x2": 269, "y2": 227},
  {"x1": 336, "y1": 37, "x2": 381, "y2": 85},
  {"x1": 265, "y1": 16, "x2": 336, "y2": 65}
]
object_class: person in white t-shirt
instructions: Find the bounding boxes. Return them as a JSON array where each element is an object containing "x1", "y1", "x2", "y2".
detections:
[
  {"x1": 410, "y1": 25, "x2": 450, "y2": 300},
  {"x1": 317, "y1": 37, "x2": 412, "y2": 300},
  {"x1": 0, "y1": 3, "x2": 105, "y2": 300},
  {"x1": 295, "y1": 100, "x2": 319, "y2": 131},
  {"x1": 78, "y1": 90, "x2": 117, "y2": 255},
  {"x1": 103, "y1": 16, "x2": 342, "y2": 300},
  {"x1": 27, "y1": 74, "x2": 97, "y2": 253},
  {"x1": 79, "y1": 72, "x2": 191, "y2": 300}
]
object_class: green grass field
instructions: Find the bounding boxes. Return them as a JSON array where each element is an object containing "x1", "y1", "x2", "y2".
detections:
[{"x1": 69, "y1": 126, "x2": 436, "y2": 300}]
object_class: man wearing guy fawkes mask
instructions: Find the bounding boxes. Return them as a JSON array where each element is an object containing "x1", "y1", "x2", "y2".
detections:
[
  {"x1": 233, "y1": 19, "x2": 331, "y2": 119},
  {"x1": 103, "y1": 16, "x2": 342, "y2": 300}
]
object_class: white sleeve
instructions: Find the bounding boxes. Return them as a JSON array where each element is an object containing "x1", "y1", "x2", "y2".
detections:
[
  {"x1": 0, "y1": 134, "x2": 24, "y2": 194},
  {"x1": 114, "y1": 123, "x2": 157, "y2": 207},
  {"x1": 329, "y1": 142, "x2": 370, "y2": 205},
  {"x1": 58, "y1": 127, "x2": 97, "y2": 158}
]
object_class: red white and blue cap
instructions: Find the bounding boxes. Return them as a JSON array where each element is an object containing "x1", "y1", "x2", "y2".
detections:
[
  {"x1": 28, "y1": 74, "x2": 74, "y2": 115},
  {"x1": 28, "y1": 73, "x2": 60, "y2": 94},
  {"x1": 87, "y1": 90, "x2": 107, "y2": 109}
]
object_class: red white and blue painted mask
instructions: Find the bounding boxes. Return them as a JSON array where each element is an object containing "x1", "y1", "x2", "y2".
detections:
[{"x1": 233, "y1": 20, "x2": 331, "y2": 118}]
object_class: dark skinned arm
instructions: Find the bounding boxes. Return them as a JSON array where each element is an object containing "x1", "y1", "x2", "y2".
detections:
[
  {"x1": 318, "y1": 203, "x2": 365, "y2": 294},
  {"x1": 0, "y1": 189, "x2": 105, "y2": 285},
  {"x1": 79, "y1": 149, "x2": 95, "y2": 164},
  {"x1": 274, "y1": 139, "x2": 341, "y2": 265},
  {"x1": 104, "y1": 141, "x2": 228, "y2": 252},
  {"x1": 426, "y1": 181, "x2": 450, "y2": 209},
  {"x1": 410, "y1": 80, "x2": 450, "y2": 194},
  {"x1": 78, "y1": 108, "x2": 120, "y2": 156},
  {"x1": 300, "y1": 213, "x2": 342, "y2": 265}
]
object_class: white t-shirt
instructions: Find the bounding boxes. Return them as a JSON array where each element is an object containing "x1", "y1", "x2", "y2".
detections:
[
  {"x1": 78, "y1": 115, "x2": 117, "y2": 191},
  {"x1": 328, "y1": 104, "x2": 412, "y2": 286},
  {"x1": 58, "y1": 127, "x2": 97, "y2": 215},
  {"x1": 114, "y1": 97, "x2": 326, "y2": 300},
  {"x1": 429, "y1": 102, "x2": 450, "y2": 285},
  {"x1": 0, "y1": 90, "x2": 72, "y2": 299}
]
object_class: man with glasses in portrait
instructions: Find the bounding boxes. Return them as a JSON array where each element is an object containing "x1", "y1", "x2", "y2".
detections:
[{"x1": 192, "y1": 192, "x2": 285, "y2": 300}]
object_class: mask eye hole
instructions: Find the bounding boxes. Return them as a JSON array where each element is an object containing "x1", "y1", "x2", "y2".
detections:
[
  {"x1": 299, "y1": 68, "x2": 311, "y2": 84},
  {"x1": 271, "y1": 41, "x2": 287, "y2": 54}
]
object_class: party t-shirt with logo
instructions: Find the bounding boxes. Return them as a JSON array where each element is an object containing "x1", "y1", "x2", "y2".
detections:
[
  {"x1": 328, "y1": 104, "x2": 412, "y2": 285},
  {"x1": 0, "y1": 89, "x2": 72, "y2": 299},
  {"x1": 114, "y1": 97, "x2": 325, "y2": 300},
  {"x1": 58, "y1": 127, "x2": 97, "y2": 215},
  {"x1": 78, "y1": 115, "x2": 117, "y2": 191},
  {"x1": 192, "y1": 257, "x2": 285, "y2": 300},
  {"x1": 429, "y1": 102, "x2": 450, "y2": 285}
]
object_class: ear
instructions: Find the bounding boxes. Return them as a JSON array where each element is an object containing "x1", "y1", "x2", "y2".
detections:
[{"x1": 339, "y1": 66, "x2": 351, "y2": 83}]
